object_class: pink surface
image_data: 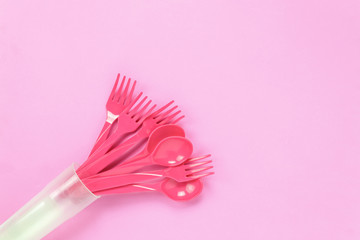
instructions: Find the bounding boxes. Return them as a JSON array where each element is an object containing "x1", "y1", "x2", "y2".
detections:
[{"x1": 0, "y1": 0, "x2": 360, "y2": 239}]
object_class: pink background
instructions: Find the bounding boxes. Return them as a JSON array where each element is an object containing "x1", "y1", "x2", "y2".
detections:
[{"x1": 1, "y1": 1, "x2": 360, "y2": 239}]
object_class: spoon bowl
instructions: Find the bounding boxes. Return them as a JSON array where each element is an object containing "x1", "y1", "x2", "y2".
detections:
[
  {"x1": 118, "y1": 124, "x2": 186, "y2": 165},
  {"x1": 161, "y1": 178, "x2": 203, "y2": 201},
  {"x1": 151, "y1": 136, "x2": 193, "y2": 166},
  {"x1": 88, "y1": 128, "x2": 191, "y2": 177},
  {"x1": 146, "y1": 124, "x2": 185, "y2": 153},
  {"x1": 93, "y1": 178, "x2": 204, "y2": 202}
]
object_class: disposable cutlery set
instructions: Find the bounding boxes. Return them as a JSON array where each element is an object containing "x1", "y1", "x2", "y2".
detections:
[{"x1": 0, "y1": 74, "x2": 214, "y2": 240}]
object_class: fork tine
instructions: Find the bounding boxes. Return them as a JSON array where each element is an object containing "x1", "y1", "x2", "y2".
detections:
[
  {"x1": 110, "y1": 74, "x2": 120, "y2": 100},
  {"x1": 189, "y1": 172, "x2": 215, "y2": 179},
  {"x1": 186, "y1": 160, "x2": 212, "y2": 168},
  {"x1": 172, "y1": 115, "x2": 185, "y2": 124},
  {"x1": 124, "y1": 80, "x2": 136, "y2": 106},
  {"x1": 187, "y1": 166, "x2": 214, "y2": 174},
  {"x1": 158, "y1": 110, "x2": 181, "y2": 124},
  {"x1": 151, "y1": 101, "x2": 175, "y2": 118},
  {"x1": 129, "y1": 96, "x2": 148, "y2": 115},
  {"x1": 125, "y1": 92, "x2": 143, "y2": 112},
  {"x1": 118, "y1": 78, "x2": 131, "y2": 103},
  {"x1": 139, "y1": 104, "x2": 157, "y2": 122},
  {"x1": 133, "y1": 100, "x2": 152, "y2": 120},
  {"x1": 186, "y1": 154, "x2": 212, "y2": 162},
  {"x1": 155, "y1": 105, "x2": 178, "y2": 120},
  {"x1": 115, "y1": 75, "x2": 126, "y2": 100}
]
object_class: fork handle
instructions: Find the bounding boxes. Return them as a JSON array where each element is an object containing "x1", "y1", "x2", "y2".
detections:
[
  {"x1": 78, "y1": 124, "x2": 132, "y2": 173},
  {"x1": 77, "y1": 131, "x2": 148, "y2": 178},
  {"x1": 77, "y1": 147, "x2": 147, "y2": 179},
  {"x1": 88, "y1": 122, "x2": 112, "y2": 157},
  {"x1": 83, "y1": 157, "x2": 151, "y2": 179},
  {"x1": 83, "y1": 170, "x2": 164, "y2": 192},
  {"x1": 88, "y1": 124, "x2": 133, "y2": 161}
]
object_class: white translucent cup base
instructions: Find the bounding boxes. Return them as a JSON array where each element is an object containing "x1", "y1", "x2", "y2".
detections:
[{"x1": 0, "y1": 164, "x2": 99, "y2": 240}]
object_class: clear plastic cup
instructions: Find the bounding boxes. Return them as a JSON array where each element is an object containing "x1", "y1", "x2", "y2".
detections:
[{"x1": 0, "y1": 164, "x2": 99, "y2": 240}]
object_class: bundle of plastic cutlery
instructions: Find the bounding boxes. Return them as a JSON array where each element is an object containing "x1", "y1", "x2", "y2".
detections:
[{"x1": 0, "y1": 74, "x2": 214, "y2": 240}]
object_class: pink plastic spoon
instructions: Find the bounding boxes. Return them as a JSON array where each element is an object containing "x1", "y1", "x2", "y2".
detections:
[
  {"x1": 92, "y1": 136, "x2": 193, "y2": 177},
  {"x1": 94, "y1": 178, "x2": 203, "y2": 201},
  {"x1": 78, "y1": 125, "x2": 186, "y2": 178}
]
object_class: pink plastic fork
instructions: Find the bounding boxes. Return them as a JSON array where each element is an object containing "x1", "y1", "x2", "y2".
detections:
[
  {"x1": 89, "y1": 74, "x2": 136, "y2": 156},
  {"x1": 78, "y1": 93, "x2": 156, "y2": 175},
  {"x1": 77, "y1": 102, "x2": 184, "y2": 176},
  {"x1": 83, "y1": 155, "x2": 214, "y2": 193}
]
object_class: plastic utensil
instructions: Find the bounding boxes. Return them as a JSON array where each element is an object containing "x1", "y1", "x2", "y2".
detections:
[
  {"x1": 78, "y1": 92, "x2": 156, "y2": 172},
  {"x1": 93, "y1": 136, "x2": 193, "y2": 177},
  {"x1": 94, "y1": 178, "x2": 204, "y2": 201},
  {"x1": 83, "y1": 155, "x2": 213, "y2": 192},
  {"x1": 89, "y1": 74, "x2": 136, "y2": 157},
  {"x1": 78, "y1": 124, "x2": 186, "y2": 178}
]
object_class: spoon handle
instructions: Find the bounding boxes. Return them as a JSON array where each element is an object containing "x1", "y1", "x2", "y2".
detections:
[
  {"x1": 83, "y1": 170, "x2": 164, "y2": 192},
  {"x1": 93, "y1": 182, "x2": 162, "y2": 195},
  {"x1": 89, "y1": 157, "x2": 152, "y2": 177}
]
